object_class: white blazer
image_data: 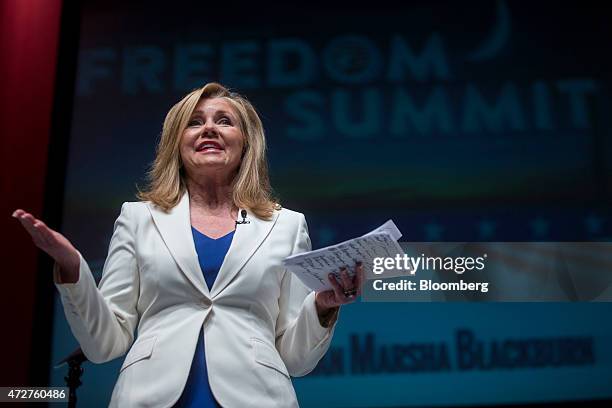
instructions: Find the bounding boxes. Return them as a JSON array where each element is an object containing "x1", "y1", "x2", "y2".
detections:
[{"x1": 53, "y1": 190, "x2": 337, "y2": 407}]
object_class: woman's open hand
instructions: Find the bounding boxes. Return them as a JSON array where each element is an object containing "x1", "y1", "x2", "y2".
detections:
[{"x1": 12, "y1": 209, "x2": 80, "y2": 282}]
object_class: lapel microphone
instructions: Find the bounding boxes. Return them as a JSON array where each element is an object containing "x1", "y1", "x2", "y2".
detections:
[{"x1": 236, "y1": 209, "x2": 250, "y2": 225}]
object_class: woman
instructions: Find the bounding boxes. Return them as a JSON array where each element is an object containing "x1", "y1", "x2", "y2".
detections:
[{"x1": 12, "y1": 82, "x2": 362, "y2": 407}]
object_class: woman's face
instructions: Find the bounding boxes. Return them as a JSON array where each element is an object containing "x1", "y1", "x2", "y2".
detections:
[{"x1": 180, "y1": 98, "x2": 245, "y2": 181}]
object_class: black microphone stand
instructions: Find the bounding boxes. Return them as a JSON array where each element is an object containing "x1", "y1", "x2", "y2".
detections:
[{"x1": 55, "y1": 347, "x2": 87, "y2": 408}]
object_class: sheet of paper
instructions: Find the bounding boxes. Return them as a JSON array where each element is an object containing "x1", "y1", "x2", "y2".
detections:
[
  {"x1": 283, "y1": 220, "x2": 404, "y2": 292},
  {"x1": 363, "y1": 219, "x2": 402, "y2": 241}
]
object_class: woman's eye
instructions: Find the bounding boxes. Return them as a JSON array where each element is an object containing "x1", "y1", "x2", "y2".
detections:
[
  {"x1": 188, "y1": 119, "x2": 202, "y2": 126},
  {"x1": 218, "y1": 117, "x2": 231, "y2": 125}
]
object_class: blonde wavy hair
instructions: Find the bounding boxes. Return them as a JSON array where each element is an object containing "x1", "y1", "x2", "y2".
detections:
[{"x1": 137, "y1": 83, "x2": 279, "y2": 219}]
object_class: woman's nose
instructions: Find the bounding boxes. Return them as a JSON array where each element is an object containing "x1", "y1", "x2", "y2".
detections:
[{"x1": 202, "y1": 121, "x2": 218, "y2": 137}]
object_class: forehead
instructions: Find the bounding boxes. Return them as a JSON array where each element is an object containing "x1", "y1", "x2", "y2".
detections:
[{"x1": 193, "y1": 97, "x2": 237, "y2": 116}]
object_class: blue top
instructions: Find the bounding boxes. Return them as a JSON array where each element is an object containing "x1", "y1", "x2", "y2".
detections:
[{"x1": 174, "y1": 227, "x2": 235, "y2": 408}]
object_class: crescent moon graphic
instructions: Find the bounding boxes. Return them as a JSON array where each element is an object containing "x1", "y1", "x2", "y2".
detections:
[{"x1": 467, "y1": 0, "x2": 511, "y2": 61}]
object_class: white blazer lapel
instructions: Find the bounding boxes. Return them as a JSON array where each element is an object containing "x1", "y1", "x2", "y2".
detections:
[
  {"x1": 147, "y1": 191, "x2": 210, "y2": 298},
  {"x1": 211, "y1": 208, "x2": 279, "y2": 298}
]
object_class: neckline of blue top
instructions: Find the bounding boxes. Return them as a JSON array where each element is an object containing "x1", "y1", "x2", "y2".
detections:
[{"x1": 191, "y1": 226, "x2": 235, "y2": 241}]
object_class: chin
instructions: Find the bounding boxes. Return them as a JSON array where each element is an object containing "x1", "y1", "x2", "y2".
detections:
[{"x1": 198, "y1": 159, "x2": 237, "y2": 170}]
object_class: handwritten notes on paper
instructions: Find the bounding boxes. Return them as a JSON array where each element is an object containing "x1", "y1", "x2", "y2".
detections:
[{"x1": 282, "y1": 220, "x2": 404, "y2": 291}]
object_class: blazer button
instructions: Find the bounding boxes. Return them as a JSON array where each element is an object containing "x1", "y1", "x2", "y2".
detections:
[{"x1": 199, "y1": 299, "x2": 211, "y2": 308}]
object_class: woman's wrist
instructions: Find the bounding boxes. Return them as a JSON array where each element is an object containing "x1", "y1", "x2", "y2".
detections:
[
  {"x1": 55, "y1": 251, "x2": 81, "y2": 284},
  {"x1": 315, "y1": 293, "x2": 339, "y2": 328}
]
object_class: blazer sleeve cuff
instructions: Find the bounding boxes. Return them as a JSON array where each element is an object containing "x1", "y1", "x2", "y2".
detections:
[
  {"x1": 303, "y1": 291, "x2": 339, "y2": 348},
  {"x1": 53, "y1": 251, "x2": 97, "y2": 307}
]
